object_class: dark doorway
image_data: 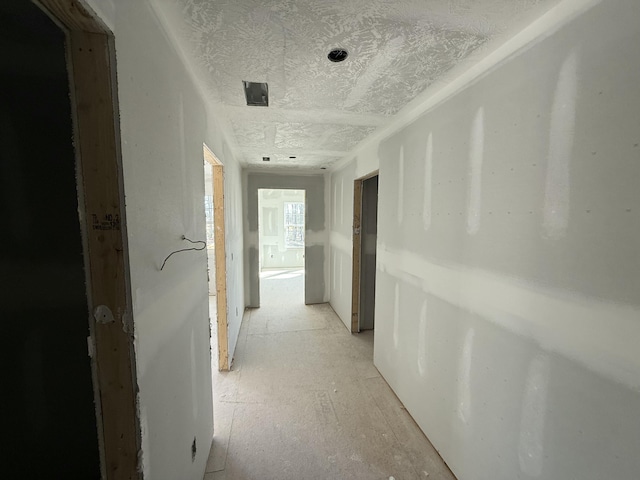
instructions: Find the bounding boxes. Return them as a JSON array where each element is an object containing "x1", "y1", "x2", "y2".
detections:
[
  {"x1": 0, "y1": 2, "x2": 100, "y2": 476},
  {"x1": 359, "y1": 175, "x2": 379, "y2": 330}
]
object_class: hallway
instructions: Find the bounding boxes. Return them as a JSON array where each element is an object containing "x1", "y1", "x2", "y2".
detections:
[{"x1": 204, "y1": 272, "x2": 454, "y2": 480}]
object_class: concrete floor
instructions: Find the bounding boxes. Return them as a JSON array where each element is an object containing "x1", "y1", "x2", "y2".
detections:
[{"x1": 204, "y1": 269, "x2": 455, "y2": 480}]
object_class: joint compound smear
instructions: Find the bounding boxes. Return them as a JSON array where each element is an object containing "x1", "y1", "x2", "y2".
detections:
[
  {"x1": 340, "y1": 178, "x2": 344, "y2": 226},
  {"x1": 393, "y1": 282, "x2": 400, "y2": 349},
  {"x1": 398, "y1": 144, "x2": 404, "y2": 225},
  {"x1": 467, "y1": 107, "x2": 484, "y2": 235},
  {"x1": 423, "y1": 133, "x2": 433, "y2": 231},
  {"x1": 418, "y1": 300, "x2": 428, "y2": 376},
  {"x1": 544, "y1": 51, "x2": 578, "y2": 239},
  {"x1": 457, "y1": 327, "x2": 475, "y2": 424},
  {"x1": 518, "y1": 354, "x2": 551, "y2": 477}
]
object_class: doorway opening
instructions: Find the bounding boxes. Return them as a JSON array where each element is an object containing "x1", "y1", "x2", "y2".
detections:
[
  {"x1": 351, "y1": 173, "x2": 379, "y2": 333},
  {"x1": 23, "y1": 1, "x2": 140, "y2": 477},
  {"x1": 204, "y1": 145, "x2": 229, "y2": 371},
  {"x1": 258, "y1": 189, "x2": 306, "y2": 307},
  {"x1": 1, "y1": 2, "x2": 100, "y2": 475}
]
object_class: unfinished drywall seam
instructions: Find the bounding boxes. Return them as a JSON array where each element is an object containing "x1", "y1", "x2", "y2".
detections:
[
  {"x1": 377, "y1": 244, "x2": 640, "y2": 390},
  {"x1": 543, "y1": 50, "x2": 578, "y2": 239},
  {"x1": 393, "y1": 283, "x2": 400, "y2": 349},
  {"x1": 518, "y1": 353, "x2": 551, "y2": 477},
  {"x1": 422, "y1": 133, "x2": 433, "y2": 231},
  {"x1": 417, "y1": 300, "x2": 428, "y2": 377},
  {"x1": 398, "y1": 145, "x2": 404, "y2": 225},
  {"x1": 466, "y1": 107, "x2": 484, "y2": 235},
  {"x1": 346, "y1": 4, "x2": 640, "y2": 480},
  {"x1": 456, "y1": 328, "x2": 475, "y2": 424}
]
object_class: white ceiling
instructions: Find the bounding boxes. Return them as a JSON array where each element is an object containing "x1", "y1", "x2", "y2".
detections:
[{"x1": 154, "y1": 0, "x2": 559, "y2": 170}]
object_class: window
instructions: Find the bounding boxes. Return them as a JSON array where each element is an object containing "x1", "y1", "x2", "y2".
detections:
[
  {"x1": 204, "y1": 195, "x2": 214, "y2": 246},
  {"x1": 284, "y1": 202, "x2": 304, "y2": 248}
]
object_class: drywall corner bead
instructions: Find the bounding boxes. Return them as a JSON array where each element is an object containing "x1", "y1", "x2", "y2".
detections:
[{"x1": 94, "y1": 304, "x2": 115, "y2": 324}]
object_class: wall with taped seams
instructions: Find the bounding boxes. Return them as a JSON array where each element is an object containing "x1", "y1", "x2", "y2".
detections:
[{"x1": 330, "y1": 1, "x2": 640, "y2": 479}]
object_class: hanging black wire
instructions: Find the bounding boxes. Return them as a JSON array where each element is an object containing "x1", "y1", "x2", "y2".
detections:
[{"x1": 160, "y1": 236, "x2": 206, "y2": 271}]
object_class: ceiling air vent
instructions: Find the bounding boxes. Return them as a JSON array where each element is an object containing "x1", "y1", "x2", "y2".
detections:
[{"x1": 243, "y1": 81, "x2": 269, "y2": 107}]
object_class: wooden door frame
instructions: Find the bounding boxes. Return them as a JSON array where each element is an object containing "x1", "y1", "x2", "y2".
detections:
[
  {"x1": 35, "y1": 1, "x2": 140, "y2": 478},
  {"x1": 204, "y1": 144, "x2": 229, "y2": 371},
  {"x1": 350, "y1": 170, "x2": 379, "y2": 333}
]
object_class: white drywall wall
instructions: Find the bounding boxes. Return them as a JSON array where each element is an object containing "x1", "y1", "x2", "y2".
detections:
[
  {"x1": 83, "y1": 0, "x2": 245, "y2": 478},
  {"x1": 330, "y1": 1, "x2": 640, "y2": 479}
]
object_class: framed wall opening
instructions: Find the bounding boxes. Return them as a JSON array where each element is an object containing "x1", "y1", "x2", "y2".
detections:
[
  {"x1": 204, "y1": 144, "x2": 229, "y2": 371},
  {"x1": 351, "y1": 172, "x2": 379, "y2": 333},
  {"x1": 246, "y1": 173, "x2": 326, "y2": 308},
  {"x1": 1, "y1": 1, "x2": 100, "y2": 475},
  {"x1": 257, "y1": 188, "x2": 306, "y2": 306}
]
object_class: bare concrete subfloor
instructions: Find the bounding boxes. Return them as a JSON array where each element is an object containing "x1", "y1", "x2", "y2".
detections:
[{"x1": 204, "y1": 269, "x2": 455, "y2": 480}]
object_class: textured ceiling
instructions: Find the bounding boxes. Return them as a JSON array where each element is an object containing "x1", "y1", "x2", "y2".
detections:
[{"x1": 154, "y1": 0, "x2": 559, "y2": 170}]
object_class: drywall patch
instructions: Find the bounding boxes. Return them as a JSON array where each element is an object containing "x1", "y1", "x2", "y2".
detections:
[
  {"x1": 544, "y1": 50, "x2": 578, "y2": 240},
  {"x1": 305, "y1": 245, "x2": 326, "y2": 304},
  {"x1": 467, "y1": 107, "x2": 484, "y2": 235},
  {"x1": 94, "y1": 305, "x2": 115, "y2": 324}
]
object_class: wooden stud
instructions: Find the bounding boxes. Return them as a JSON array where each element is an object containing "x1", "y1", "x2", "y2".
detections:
[
  {"x1": 204, "y1": 145, "x2": 229, "y2": 371},
  {"x1": 37, "y1": 2, "x2": 140, "y2": 479},
  {"x1": 68, "y1": 30, "x2": 139, "y2": 480},
  {"x1": 213, "y1": 166, "x2": 229, "y2": 370},
  {"x1": 203, "y1": 143, "x2": 218, "y2": 166},
  {"x1": 351, "y1": 179, "x2": 363, "y2": 333}
]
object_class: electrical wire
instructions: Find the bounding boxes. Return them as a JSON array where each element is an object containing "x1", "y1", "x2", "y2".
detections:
[{"x1": 160, "y1": 236, "x2": 206, "y2": 271}]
